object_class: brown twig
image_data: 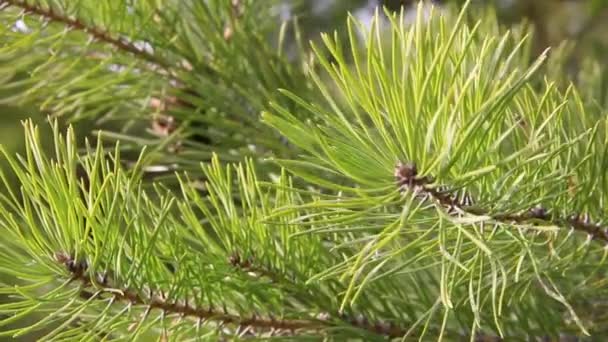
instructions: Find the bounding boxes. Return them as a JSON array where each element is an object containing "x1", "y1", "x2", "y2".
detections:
[
  {"x1": 394, "y1": 161, "x2": 608, "y2": 244},
  {"x1": 226, "y1": 252, "x2": 422, "y2": 337},
  {"x1": 55, "y1": 251, "x2": 431, "y2": 339},
  {"x1": 0, "y1": 0, "x2": 173, "y2": 72},
  {"x1": 60, "y1": 248, "x2": 579, "y2": 340},
  {"x1": 55, "y1": 252, "x2": 324, "y2": 335},
  {"x1": 1, "y1": 0, "x2": 224, "y2": 98}
]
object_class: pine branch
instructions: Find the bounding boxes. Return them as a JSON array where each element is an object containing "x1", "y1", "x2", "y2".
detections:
[
  {"x1": 395, "y1": 161, "x2": 608, "y2": 244},
  {"x1": 55, "y1": 252, "x2": 324, "y2": 336},
  {"x1": 1, "y1": 0, "x2": 605, "y2": 337},
  {"x1": 58, "y1": 250, "x2": 427, "y2": 339},
  {"x1": 0, "y1": 0, "x2": 173, "y2": 72},
  {"x1": 227, "y1": 252, "x2": 412, "y2": 338},
  {"x1": 226, "y1": 252, "x2": 513, "y2": 340}
]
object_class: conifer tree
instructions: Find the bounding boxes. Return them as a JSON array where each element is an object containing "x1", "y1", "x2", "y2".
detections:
[{"x1": 0, "y1": 0, "x2": 607, "y2": 340}]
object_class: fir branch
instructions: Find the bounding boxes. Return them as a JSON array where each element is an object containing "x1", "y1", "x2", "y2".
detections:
[
  {"x1": 395, "y1": 162, "x2": 608, "y2": 245},
  {"x1": 0, "y1": 0, "x2": 173, "y2": 72}
]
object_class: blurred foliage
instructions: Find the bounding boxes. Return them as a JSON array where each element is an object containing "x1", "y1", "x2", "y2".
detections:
[{"x1": 3, "y1": 0, "x2": 608, "y2": 162}]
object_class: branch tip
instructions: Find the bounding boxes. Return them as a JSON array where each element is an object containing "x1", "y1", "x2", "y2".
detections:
[{"x1": 394, "y1": 160, "x2": 608, "y2": 245}]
